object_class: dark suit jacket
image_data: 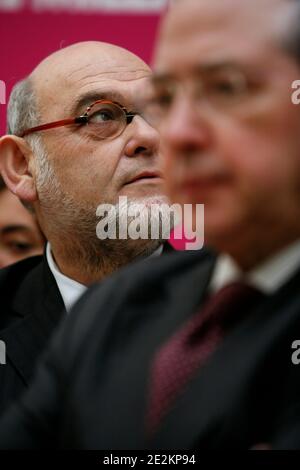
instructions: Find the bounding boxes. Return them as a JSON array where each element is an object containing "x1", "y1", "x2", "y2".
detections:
[
  {"x1": 0, "y1": 248, "x2": 299, "y2": 449},
  {"x1": 0, "y1": 255, "x2": 65, "y2": 416}
]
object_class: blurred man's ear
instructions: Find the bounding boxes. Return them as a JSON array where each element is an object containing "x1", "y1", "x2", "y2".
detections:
[{"x1": 0, "y1": 135, "x2": 38, "y2": 203}]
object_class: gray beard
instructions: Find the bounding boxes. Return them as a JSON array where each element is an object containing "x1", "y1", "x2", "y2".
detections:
[{"x1": 34, "y1": 151, "x2": 168, "y2": 281}]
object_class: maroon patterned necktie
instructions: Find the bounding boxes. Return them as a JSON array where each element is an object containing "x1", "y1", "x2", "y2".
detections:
[{"x1": 146, "y1": 282, "x2": 265, "y2": 435}]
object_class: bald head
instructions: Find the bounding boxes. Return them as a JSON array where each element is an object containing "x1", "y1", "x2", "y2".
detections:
[
  {"x1": 29, "y1": 41, "x2": 151, "y2": 125},
  {"x1": 7, "y1": 41, "x2": 151, "y2": 138},
  {"x1": 31, "y1": 41, "x2": 150, "y2": 89},
  {"x1": 33, "y1": 41, "x2": 149, "y2": 75}
]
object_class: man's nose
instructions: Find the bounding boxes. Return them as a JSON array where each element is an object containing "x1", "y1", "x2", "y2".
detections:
[
  {"x1": 124, "y1": 115, "x2": 160, "y2": 158},
  {"x1": 160, "y1": 96, "x2": 213, "y2": 156}
]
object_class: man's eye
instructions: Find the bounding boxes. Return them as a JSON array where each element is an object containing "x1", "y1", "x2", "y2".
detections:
[
  {"x1": 8, "y1": 241, "x2": 33, "y2": 253},
  {"x1": 152, "y1": 92, "x2": 173, "y2": 108},
  {"x1": 213, "y1": 80, "x2": 240, "y2": 94},
  {"x1": 207, "y1": 76, "x2": 248, "y2": 99},
  {"x1": 89, "y1": 109, "x2": 115, "y2": 123}
]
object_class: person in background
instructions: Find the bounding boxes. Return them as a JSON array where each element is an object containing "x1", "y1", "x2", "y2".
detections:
[{"x1": 0, "y1": 176, "x2": 45, "y2": 268}]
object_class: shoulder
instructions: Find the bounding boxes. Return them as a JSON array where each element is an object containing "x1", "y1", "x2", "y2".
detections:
[
  {"x1": 0, "y1": 255, "x2": 44, "y2": 293},
  {"x1": 119, "y1": 245, "x2": 213, "y2": 284},
  {"x1": 0, "y1": 255, "x2": 44, "y2": 286},
  {"x1": 90, "y1": 247, "x2": 212, "y2": 305},
  {"x1": 0, "y1": 256, "x2": 45, "y2": 327},
  {"x1": 58, "y1": 248, "x2": 214, "y2": 354}
]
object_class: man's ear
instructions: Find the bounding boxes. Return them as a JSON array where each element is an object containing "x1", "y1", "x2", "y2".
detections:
[{"x1": 0, "y1": 135, "x2": 38, "y2": 202}]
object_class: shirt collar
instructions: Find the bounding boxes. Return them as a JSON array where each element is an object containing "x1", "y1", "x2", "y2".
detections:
[
  {"x1": 210, "y1": 239, "x2": 300, "y2": 294},
  {"x1": 46, "y1": 243, "x2": 87, "y2": 313}
]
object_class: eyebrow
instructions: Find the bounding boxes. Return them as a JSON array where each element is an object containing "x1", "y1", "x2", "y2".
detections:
[
  {"x1": 152, "y1": 61, "x2": 244, "y2": 82},
  {"x1": 0, "y1": 225, "x2": 33, "y2": 236},
  {"x1": 194, "y1": 61, "x2": 243, "y2": 74},
  {"x1": 71, "y1": 90, "x2": 127, "y2": 116}
]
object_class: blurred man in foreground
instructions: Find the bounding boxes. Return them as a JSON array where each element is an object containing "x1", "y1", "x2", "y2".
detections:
[
  {"x1": 0, "y1": 41, "x2": 169, "y2": 415},
  {"x1": 1, "y1": 0, "x2": 300, "y2": 449}
]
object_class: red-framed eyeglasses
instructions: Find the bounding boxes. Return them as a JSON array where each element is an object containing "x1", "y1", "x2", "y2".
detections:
[{"x1": 20, "y1": 100, "x2": 138, "y2": 140}]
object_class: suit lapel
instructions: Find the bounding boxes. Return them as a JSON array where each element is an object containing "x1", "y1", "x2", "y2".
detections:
[
  {"x1": 129, "y1": 252, "x2": 215, "y2": 448},
  {"x1": 149, "y1": 266, "x2": 300, "y2": 449},
  {"x1": 130, "y1": 249, "x2": 217, "y2": 349},
  {"x1": 160, "y1": 250, "x2": 216, "y2": 334},
  {"x1": 1, "y1": 256, "x2": 65, "y2": 385},
  {"x1": 100, "y1": 250, "x2": 217, "y2": 449}
]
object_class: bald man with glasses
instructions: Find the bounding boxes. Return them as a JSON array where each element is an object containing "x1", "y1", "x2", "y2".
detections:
[{"x1": 0, "y1": 41, "x2": 171, "y2": 416}]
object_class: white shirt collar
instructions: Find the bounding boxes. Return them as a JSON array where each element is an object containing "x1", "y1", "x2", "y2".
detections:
[
  {"x1": 46, "y1": 243, "x2": 87, "y2": 313},
  {"x1": 149, "y1": 244, "x2": 164, "y2": 258},
  {"x1": 46, "y1": 242, "x2": 164, "y2": 312},
  {"x1": 210, "y1": 239, "x2": 300, "y2": 294}
]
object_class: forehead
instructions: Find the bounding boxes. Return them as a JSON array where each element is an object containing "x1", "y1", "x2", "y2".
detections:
[
  {"x1": 33, "y1": 49, "x2": 151, "y2": 118},
  {"x1": 155, "y1": 0, "x2": 294, "y2": 73}
]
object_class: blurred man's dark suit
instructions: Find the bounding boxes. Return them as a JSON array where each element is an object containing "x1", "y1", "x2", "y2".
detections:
[
  {"x1": 0, "y1": 243, "x2": 173, "y2": 419},
  {"x1": 0, "y1": 255, "x2": 65, "y2": 416},
  {"x1": 0, "y1": 248, "x2": 299, "y2": 449}
]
